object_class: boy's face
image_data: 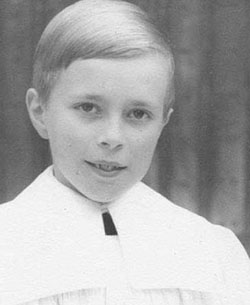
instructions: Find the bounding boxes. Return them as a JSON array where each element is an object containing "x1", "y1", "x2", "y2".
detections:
[{"x1": 40, "y1": 55, "x2": 172, "y2": 202}]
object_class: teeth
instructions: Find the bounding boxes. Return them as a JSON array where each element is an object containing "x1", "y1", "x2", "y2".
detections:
[{"x1": 96, "y1": 164, "x2": 118, "y2": 171}]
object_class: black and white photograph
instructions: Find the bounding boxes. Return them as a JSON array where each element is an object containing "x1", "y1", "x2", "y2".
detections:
[{"x1": 0, "y1": 0, "x2": 250, "y2": 304}]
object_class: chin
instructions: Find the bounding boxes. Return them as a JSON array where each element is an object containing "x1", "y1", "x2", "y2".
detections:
[{"x1": 85, "y1": 191, "x2": 123, "y2": 204}]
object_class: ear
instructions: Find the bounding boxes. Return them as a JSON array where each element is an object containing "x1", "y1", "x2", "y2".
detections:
[
  {"x1": 26, "y1": 88, "x2": 49, "y2": 139},
  {"x1": 163, "y1": 107, "x2": 174, "y2": 126}
]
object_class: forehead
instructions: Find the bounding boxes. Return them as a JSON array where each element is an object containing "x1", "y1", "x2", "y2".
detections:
[{"x1": 50, "y1": 54, "x2": 172, "y2": 103}]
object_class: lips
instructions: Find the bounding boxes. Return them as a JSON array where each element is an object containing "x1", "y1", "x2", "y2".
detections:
[{"x1": 85, "y1": 161, "x2": 127, "y2": 172}]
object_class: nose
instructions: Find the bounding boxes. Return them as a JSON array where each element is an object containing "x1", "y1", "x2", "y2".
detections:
[{"x1": 97, "y1": 118, "x2": 124, "y2": 151}]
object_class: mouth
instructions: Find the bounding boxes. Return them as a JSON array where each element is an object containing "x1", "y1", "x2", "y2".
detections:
[{"x1": 85, "y1": 161, "x2": 127, "y2": 173}]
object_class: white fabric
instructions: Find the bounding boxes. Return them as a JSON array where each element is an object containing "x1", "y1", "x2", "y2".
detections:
[{"x1": 0, "y1": 166, "x2": 249, "y2": 305}]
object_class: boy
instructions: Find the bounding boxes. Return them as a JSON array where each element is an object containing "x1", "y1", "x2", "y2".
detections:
[{"x1": 0, "y1": 1, "x2": 249, "y2": 304}]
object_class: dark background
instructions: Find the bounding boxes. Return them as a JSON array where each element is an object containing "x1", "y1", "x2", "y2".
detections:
[{"x1": 1, "y1": 0, "x2": 250, "y2": 254}]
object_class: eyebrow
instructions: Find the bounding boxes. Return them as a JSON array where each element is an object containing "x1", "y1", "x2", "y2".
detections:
[
  {"x1": 71, "y1": 94, "x2": 160, "y2": 110},
  {"x1": 131, "y1": 101, "x2": 153, "y2": 108},
  {"x1": 130, "y1": 100, "x2": 161, "y2": 112},
  {"x1": 71, "y1": 94, "x2": 104, "y2": 102}
]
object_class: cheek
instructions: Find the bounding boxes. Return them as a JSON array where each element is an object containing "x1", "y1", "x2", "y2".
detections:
[
  {"x1": 47, "y1": 117, "x2": 79, "y2": 147},
  {"x1": 130, "y1": 129, "x2": 161, "y2": 160},
  {"x1": 49, "y1": 134, "x2": 72, "y2": 163},
  {"x1": 46, "y1": 123, "x2": 79, "y2": 160}
]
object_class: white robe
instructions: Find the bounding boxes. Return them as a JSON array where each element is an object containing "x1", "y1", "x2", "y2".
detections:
[{"x1": 0, "y1": 166, "x2": 249, "y2": 305}]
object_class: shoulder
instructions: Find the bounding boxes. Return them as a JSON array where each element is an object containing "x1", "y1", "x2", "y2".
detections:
[
  {"x1": 133, "y1": 181, "x2": 215, "y2": 231},
  {"x1": 130, "y1": 181, "x2": 250, "y2": 265},
  {"x1": 127, "y1": 183, "x2": 250, "y2": 295},
  {"x1": 0, "y1": 166, "x2": 69, "y2": 242},
  {"x1": 0, "y1": 167, "x2": 51, "y2": 222},
  {"x1": 211, "y1": 224, "x2": 250, "y2": 288},
  {"x1": 116, "y1": 181, "x2": 231, "y2": 255},
  {"x1": 142, "y1": 182, "x2": 250, "y2": 285},
  {"x1": 0, "y1": 165, "x2": 78, "y2": 221},
  {"x1": 113, "y1": 182, "x2": 250, "y2": 295}
]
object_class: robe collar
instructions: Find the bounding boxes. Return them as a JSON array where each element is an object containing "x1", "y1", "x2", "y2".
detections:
[{"x1": 0, "y1": 166, "x2": 225, "y2": 305}]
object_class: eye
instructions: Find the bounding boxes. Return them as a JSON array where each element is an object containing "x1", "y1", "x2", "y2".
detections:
[
  {"x1": 128, "y1": 109, "x2": 150, "y2": 120},
  {"x1": 75, "y1": 102, "x2": 102, "y2": 116},
  {"x1": 78, "y1": 102, "x2": 96, "y2": 113}
]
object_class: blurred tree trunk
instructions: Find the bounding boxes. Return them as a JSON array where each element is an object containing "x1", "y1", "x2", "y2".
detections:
[
  {"x1": 159, "y1": 0, "x2": 211, "y2": 214},
  {"x1": 209, "y1": 0, "x2": 248, "y2": 235},
  {"x1": 0, "y1": 0, "x2": 51, "y2": 201}
]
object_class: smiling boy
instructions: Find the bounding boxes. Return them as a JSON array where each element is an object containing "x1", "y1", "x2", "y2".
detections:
[
  {"x1": 27, "y1": 55, "x2": 171, "y2": 203},
  {"x1": 0, "y1": 1, "x2": 249, "y2": 305}
]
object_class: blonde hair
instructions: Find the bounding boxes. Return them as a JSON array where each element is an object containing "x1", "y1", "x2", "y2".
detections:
[{"x1": 33, "y1": 0, "x2": 175, "y2": 110}]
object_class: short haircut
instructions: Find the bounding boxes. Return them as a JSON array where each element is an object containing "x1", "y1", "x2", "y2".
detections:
[{"x1": 32, "y1": 0, "x2": 175, "y2": 114}]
